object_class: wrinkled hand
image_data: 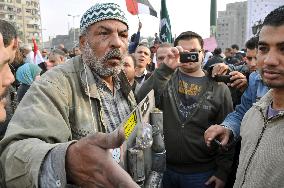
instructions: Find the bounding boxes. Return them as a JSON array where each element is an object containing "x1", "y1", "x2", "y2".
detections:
[
  {"x1": 66, "y1": 127, "x2": 139, "y2": 188},
  {"x1": 204, "y1": 124, "x2": 231, "y2": 147},
  {"x1": 228, "y1": 71, "x2": 248, "y2": 91},
  {"x1": 0, "y1": 33, "x2": 10, "y2": 68},
  {"x1": 205, "y1": 176, "x2": 225, "y2": 188},
  {"x1": 212, "y1": 63, "x2": 229, "y2": 77}
]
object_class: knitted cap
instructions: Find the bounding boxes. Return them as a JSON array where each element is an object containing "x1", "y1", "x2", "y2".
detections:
[{"x1": 80, "y1": 3, "x2": 128, "y2": 34}]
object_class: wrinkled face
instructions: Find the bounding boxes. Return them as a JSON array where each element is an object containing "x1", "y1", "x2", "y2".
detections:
[
  {"x1": 246, "y1": 48, "x2": 257, "y2": 72},
  {"x1": 123, "y1": 56, "x2": 135, "y2": 84},
  {"x1": 177, "y1": 39, "x2": 204, "y2": 73},
  {"x1": 80, "y1": 20, "x2": 128, "y2": 77},
  {"x1": 134, "y1": 46, "x2": 151, "y2": 69},
  {"x1": 156, "y1": 47, "x2": 171, "y2": 68},
  {"x1": 0, "y1": 34, "x2": 15, "y2": 122},
  {"x1": 258, "y1": 25, "x2": 284, "y2": 89}
]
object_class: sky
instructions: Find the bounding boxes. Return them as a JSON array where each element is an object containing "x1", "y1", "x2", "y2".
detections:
[{"x1": 40, "y1": 0, "x2": 246, "y2": 42}]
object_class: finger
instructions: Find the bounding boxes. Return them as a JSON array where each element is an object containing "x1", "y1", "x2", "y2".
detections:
[
  {"x1": 106, "y1": 160, "x2": 139, "y2": 188},
  {"x1": 170, "y1": 46, "x2": 181, "y2": 58},
  {"x1": 92, "y1": 127, "x2": 125, "y2": 149},
  {"x1": 205, "y1": 176, "x2": 214, "y2": 185},
  {"x1": 204, "y1": 125, "x2": 220, "y2": 146},
  {"x1": 175, "y1": 46, "x2": 184, "y2": 53}
]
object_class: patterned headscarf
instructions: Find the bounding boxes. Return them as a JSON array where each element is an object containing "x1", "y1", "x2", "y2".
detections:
[{"x1": 16, "y1": 63, "x2": 42, "y2": 85}]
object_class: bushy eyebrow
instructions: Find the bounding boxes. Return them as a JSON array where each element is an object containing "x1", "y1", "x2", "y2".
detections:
[
  {"x1": 258, "y1": 41, "x2": 267, "y2": 46},
  {"x1": 97, "y1": 26, "x2": 128, "y2": 33},
  {"x1": 258, "y1": 41, "x2": 284, "y2": 47}
]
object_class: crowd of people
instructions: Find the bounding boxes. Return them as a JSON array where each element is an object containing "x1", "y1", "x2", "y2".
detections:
[{"x1": 0, "y1": 2, "x2": 284, "y2": 188}]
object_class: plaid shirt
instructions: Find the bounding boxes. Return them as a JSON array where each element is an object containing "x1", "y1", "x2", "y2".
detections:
[{"x1": 93, "y1": 74, "x2": 131, "y2": 133}]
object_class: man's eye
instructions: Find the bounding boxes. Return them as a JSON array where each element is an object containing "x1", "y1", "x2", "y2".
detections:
[
  {"x1": 99, "y1": 32, "x2": 108, "y2": 35},
  {"x1": 120, "y1": 33, "x2": 128, "y2": 39},
  {"x1": 258, "y1": 46, "x2": 268, "y2": 53}
]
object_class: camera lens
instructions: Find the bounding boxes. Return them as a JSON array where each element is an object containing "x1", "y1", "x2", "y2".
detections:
[{"x1": 190, "y1": 55, "x2": 196, "y2": 61}]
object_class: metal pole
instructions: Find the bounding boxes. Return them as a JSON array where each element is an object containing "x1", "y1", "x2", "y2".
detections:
[{"x1": 73, "y1": 16, "x2": 75, "y2": 45}]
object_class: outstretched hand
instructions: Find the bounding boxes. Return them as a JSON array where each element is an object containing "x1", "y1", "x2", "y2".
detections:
[
  {"x1": 204, "y1": 124, "x2": 231, "y2": 147},
  {"x1": 66, "y1": 127, "x2": 139, "y2": 188}
]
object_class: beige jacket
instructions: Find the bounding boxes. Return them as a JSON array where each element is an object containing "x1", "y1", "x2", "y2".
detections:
[
  {"x1": 234, "y1": 90, "x2": 284, "y2": 188},
  {"x1": 0, "y1": 56, "x2": 137, "y2": 187}
]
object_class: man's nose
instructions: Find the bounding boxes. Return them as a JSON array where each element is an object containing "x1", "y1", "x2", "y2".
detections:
[
  {"x1": 110, "y1": 33, "x2": 124, "y2": 49},
  {"x1": 263, "y1": 49, "x2": 280, "y2": 66}
]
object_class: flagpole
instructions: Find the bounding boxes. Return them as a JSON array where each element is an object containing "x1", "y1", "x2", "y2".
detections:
[{"x1": 131, "y1": 0, "x2": 141, "y2": 22}]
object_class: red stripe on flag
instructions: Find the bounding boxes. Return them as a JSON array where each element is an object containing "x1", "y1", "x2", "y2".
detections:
[
  {"x1": 32, "y1": 37, "x2": 38, "y2": 63},
  {"x1": 125, "y1": 0, "x2": 138, "y2": 15}
]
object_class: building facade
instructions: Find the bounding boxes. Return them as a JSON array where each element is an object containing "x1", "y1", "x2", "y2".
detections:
[
  {"x1": 247, "y1": 0, "x2": 283, "y2": 39},
  {"x1": 0, "y1": 0, "x2": 41, "y2": 47},
  {"x1": 50, "y1": 28, "x2": 80, "y2": 50},
  {"x1": 216, "y1": 1, "x2": 247, "y2": 51}
]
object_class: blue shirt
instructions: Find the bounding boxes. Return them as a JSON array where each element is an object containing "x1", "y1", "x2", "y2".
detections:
[{"x1": 222, "y1": 71, "x2": 269, "y2": 139}]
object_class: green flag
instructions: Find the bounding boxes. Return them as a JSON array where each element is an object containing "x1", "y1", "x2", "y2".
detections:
[{"x1": 159, "y1": 0, "x2": 172, "y2": 43}]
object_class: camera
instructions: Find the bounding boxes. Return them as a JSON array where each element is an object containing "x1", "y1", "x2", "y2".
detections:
[
  {"x1": 213, "y1": 75, "x2": 232, "y2": 84},
  {"x1": 180, "y1": 52, "x2": 199, "y2": 63}
]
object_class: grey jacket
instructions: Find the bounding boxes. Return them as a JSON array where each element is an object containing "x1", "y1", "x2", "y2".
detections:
[
  {"x1": 234, "y1": 90, "x2": 284, "y2": 188},
  {"x1": 0, "y1": 56, "x2": 137, "y2": 187}
]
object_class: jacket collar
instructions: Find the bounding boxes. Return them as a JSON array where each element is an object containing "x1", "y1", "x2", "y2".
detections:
[{"x1": 254, "y1": 89, "x2": 273, "y2": 112}]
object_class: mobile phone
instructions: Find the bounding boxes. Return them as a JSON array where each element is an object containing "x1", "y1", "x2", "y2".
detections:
[
  {"x1": 213, "y1": 75, "x2": 232, "y2": 84},
  {"x1": 180, "y1": 52, "x2": 199, "y2": 63}
]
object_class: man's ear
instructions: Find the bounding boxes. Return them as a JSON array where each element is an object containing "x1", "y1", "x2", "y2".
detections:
[
  {"x1": 12, "y1": 37, "x2": 19, "y2": 50},
  {"x1": 79, "y1": 35, "x2": 86, "y2": 49}
]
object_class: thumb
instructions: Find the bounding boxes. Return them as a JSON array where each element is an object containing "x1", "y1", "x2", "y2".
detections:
[
  {"x1": 205, "y1": 176, "x2": 215, "y2": 185},
  {"x1": 93, "y1": 126, "x2": 126, "y2": 149}
]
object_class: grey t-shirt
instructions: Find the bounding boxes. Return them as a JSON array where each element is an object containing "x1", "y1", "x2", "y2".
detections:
[{"x1": 177, "y1": 71, "x2": 209, "y2": 121}]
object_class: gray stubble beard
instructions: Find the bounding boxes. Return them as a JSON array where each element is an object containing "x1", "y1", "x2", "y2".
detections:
[{"x1": 81, "y1": 41, "x2": 124, "y2": 77}]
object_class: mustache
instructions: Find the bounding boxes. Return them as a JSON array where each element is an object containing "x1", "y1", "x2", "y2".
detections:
[
  {"x1": 261, "y1": 68, "x2": 284, "y2": 75},
  {"x1": 103, "y1": 49, "x2": 123, "y2": 62},
  {"x1": 0, "y1": 88, "x2": 9, "y2": 101}
]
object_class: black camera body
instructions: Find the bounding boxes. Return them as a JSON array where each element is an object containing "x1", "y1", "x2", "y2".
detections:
[
  {"x1": 180, "y1": 52, "x2": 199, "y2": 63},
  {"x1": 213, "y1": 75, "x2": 232, "y2": 84}
]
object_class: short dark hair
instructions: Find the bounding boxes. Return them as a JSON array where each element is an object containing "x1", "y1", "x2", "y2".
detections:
[
  {"x1": 245, "y1": 36, "x2": 259, "y2": 50},
  {"x1": 124, "y1": 53, "x2": 137, "y2": 67},
  {"x1": 0, "y1": 19, "x2": 17, "y2": 47},
  {"x1": 174, "y1": 31, "x2": 204, "y2": 49},
  {"x1": 231, "y1": 44, "x2": 239, "y2": 50},
  {"x1": 263, "y1": 5, "x2": 284, "y2": 27},
  {"x1": 213, "y1": 47, "x2": 222, "y2": 55}
]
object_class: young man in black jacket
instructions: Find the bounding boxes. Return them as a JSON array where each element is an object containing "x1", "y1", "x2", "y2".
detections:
[{"x1": 137, "y1": 31, "x2": 234, "y2": 188}]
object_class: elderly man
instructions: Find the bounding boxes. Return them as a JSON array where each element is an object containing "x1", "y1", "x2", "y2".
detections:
[{"x1": 0, "y1": 3, "x2": 138, "y2": 187}]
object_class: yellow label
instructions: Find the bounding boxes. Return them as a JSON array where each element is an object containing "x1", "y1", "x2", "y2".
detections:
[{"x1": 123, "y1": 111, "x2": 137, "y2": 139}]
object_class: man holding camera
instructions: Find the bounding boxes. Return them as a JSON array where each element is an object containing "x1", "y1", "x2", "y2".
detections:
[{"x1": 137, "y1": 31, "x2": 234, "y2": 188}]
